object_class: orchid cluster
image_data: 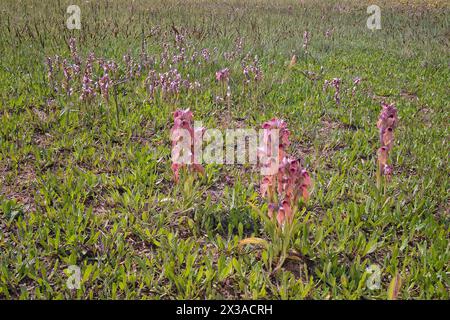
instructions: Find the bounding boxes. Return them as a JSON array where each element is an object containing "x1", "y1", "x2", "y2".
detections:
[
  {"x1": 201, "y1": 48, "x2": 210, "y2": 62},
  {"x1": 145, "y1": 69, "x2": 199, "y2": 100},
  {"x1": 223, "y1": 37, "x2": 244, "y2": 61},
  {"x1": 80, "y1": 53, "x2": 97, "y2": 101},
  {"x1": 258, "y1": 119, "x2": 311, "y2": 228},
  {"x1": 376, "y1": 102, "x2": 398, "y2": 184},
  {"x1": 98, "y1": 59, "x2": 118, "y2": 74},
  {"x1": 139, "y1": 48, "x2": 155, "y2": 71},
  {"x1": 158, "y1": 38, "x2": 195, "y2": 68},
  {"x1": 45, "y1": 36, "x2": 263, "y2": 108},
  {"x1": 98, "y1": 73, "x2": 111, "y2": 103},
  {"x1": 46, "y1": 55, "x2": 63, "y2": 93},
  {"x1": 323, "y1": 78, "x2": 341, "y2": 105},
  {"x1": 240, "y1": 118, "x2": 312, "y2": 272},
  {"x1": 242, "y1": 55, "x2": 263, "y2": 84},
  {"x1": 175, "y1": 33, "x2": 185, "y2": 47},
  {"x1": 172, "y1": 47, "x2": 186, "y2": 64},
  {"x1": 69, "y1": 37, "x2": 81, "y2": 75},
  {"x1": 123, "y1": 53, "x2": 141, "y2": 79},
  {"x1": 160, "y1": 43, "x2": 170, "y2": 67},
  {"x1": 46, "y1": 38, "x2": 121, "y2": 103},
  {"x1": 171, "y1": 32, "x2": 188, "y2": 65},
  {"x1": 190, "y1": 51, "x2": 199, "y2": 63},
  {"x1": 170, "y1": 109, "x2": 205, "y2": 182}
]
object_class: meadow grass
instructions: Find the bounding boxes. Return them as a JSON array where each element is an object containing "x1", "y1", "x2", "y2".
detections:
[{"x1": 0, "y1": 0, "x2": 448, "y2": 299}]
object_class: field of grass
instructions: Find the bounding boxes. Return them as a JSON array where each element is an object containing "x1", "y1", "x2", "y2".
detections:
[{"x1": 0, "y1": 0, "x2": 448, "y2": 299}]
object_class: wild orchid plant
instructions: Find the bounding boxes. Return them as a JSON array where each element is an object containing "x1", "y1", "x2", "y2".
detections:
[
  {"x1": 170, "y1": 109, "x2": 205, "y2": 183},
  {"x1": 303, "y1": 30, "x2": 310, "y2": 54},
  {"x1": 242, "y1": 118, "x2": 312, "y2": 272},
  {"x1": 215, "y1": 67, "x2": 230, "y2": 105},
  {"x1": 240, "y1": 54, "x2": 263, "y2": 104},
  {"x1": 242, "y1": 56, "x2": 263, "y2": 85},
  {"x1": 145, "y1": 68, "x2": 198, "y2": 101},
  {"x1": 323, "y1": 78, "x2": 342, "y2": 105},
  {"x1": 376, "y1": 102, "x2": 398, "y2": 189},
  {"x1": 80, "y1": 52, "x2": 96, "y2": 102}
]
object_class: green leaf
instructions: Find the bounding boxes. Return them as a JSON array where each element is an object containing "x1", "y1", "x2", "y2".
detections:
[{"x1": 387, "y1": 273, "x2": 402, "y2": 300}]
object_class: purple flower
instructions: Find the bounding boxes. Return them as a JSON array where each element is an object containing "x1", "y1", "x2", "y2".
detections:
[
  {"x1": 69, "y1": 37, "x2": 81, "y2": 72},
  {"x1": 352, "y1": 77, "x2": 361, "y2": 96},
  {"x1": 323, "y1": 77, "x2": 342, "y2": 106},
  {"x1": 98, "y1": 73, "x2": 111, "y2": 102},
  {"x1": 201, "y1": 48, "x2": 210, "y2": 61},
  {"x1": 80, "y1": 53, "x2": 96, "y2": 101},
  {"x1": 175, "y1": 33, "x2": 185, "y2": 46},
  {"x1": 161, "y1": 43, "x2": 169, "y2": 66},
  {"x1": 62, "y1": 59, "x2": 73, "y2": 96},
  {"x1": 123, "y1": 53, "x2": 134, "y2": 79},
  {"x1": 377, "y1": 102, "x2": 398, "y2": 146},
  {"x1": 383, "y1": 164, "x2": 393, "y2": 176},
  {"x1": 215, "y1": 68, "x2": 230, "y2": 82},
  {"x1": 376, "y1": 102, "x2": 399, "y2": 183}
]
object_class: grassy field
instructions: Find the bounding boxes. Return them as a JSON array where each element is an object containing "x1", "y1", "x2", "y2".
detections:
[{"x1": 0, "y1": 0, "x2": 448, "y2": 299}]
